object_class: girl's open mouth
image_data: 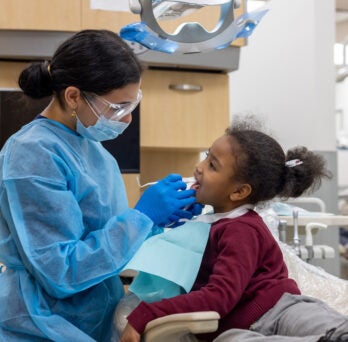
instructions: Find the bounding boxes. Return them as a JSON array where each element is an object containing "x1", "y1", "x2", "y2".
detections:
[{"x1": 190, "y1": 180, "x2": 200, "y2": 191}]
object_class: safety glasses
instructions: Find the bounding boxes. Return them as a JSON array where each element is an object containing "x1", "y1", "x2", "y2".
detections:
[{"x1": 83, "y1": 89, "x2": 142, "y2": 121}]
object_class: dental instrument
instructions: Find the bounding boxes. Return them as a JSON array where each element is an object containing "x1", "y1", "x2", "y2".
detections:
[
  {"x1": 137, "y1": 176, "x2": 195, "y2": 189},
  {"x1": 278, "y1": 219, "x2": 287, "y2": 243}
]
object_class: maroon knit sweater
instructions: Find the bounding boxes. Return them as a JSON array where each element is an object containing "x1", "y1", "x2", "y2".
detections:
[{"x1": 127, "y1": 211, "x2": 300, "y2": 340}]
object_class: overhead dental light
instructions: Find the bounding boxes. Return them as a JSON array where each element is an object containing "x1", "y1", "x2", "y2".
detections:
[{"x1": 121, "y1": 0, "x2": 268, "y2": 54}]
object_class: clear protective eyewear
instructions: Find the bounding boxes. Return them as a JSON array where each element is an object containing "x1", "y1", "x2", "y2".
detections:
[{"x1": 83, "y1": 89, "x2": 142, "y2": 121}]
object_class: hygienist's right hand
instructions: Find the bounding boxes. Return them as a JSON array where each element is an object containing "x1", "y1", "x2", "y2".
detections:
[{"x1": 134, "y1": 173, "x2": 196, "y2": 227}]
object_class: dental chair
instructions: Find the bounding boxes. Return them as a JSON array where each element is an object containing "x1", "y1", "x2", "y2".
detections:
[
  {"x1": 259, "y1": 205, "x2": 348, "y2": 316},
  {"x1": 135, "y1": 245, "x2": 348, "y2": 342},
  {"x1": 115, "y1": 205, "x2": 348, "y2": 341},
  {"x1": 279, "y1": 241, "x2": 348, "y2": 316},
  {"x1": 143, "y1": 311, "x2": 220, "y2": 342},
  {"x1": 113, "y1": 288, "x2": 220, "y2": 342},
  {"x1": 115, "y1": 243, "x2": 348, "y2": 342}
]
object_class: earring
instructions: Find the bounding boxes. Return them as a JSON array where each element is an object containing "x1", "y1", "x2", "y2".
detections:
[{"x1": 71, "y1": 109, "x2": 77, "y2": 117}]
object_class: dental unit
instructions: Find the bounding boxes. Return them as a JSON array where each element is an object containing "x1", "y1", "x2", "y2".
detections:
[
  {"x1": 137, "y1": 176, "x2": 196, "y2": 189},
  {"x1": 121, "y1": 0, "x2": 268, "y2": 54}
]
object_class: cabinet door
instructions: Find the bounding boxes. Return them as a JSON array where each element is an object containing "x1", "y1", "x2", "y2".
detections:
[
  {"x1": 140, "y1": 70, "x2": 229, "y2": 150},
  {"x1": 81, "y1": 0, "x2": 138, "y2": 32},
  {"x1": 0, "y1": 61, "x2": 27, "y2": 88},
  {"x1": 0, "y1": 0, "x2": 81, "y2": 31},
  {"x1": 140, "y1": 150, "x2": 201, "y2": 186},
  {"x1": 122, "y1": 174, "x2": 140, "y2": 207}
]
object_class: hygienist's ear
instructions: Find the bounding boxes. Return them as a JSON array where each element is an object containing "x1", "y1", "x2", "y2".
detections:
[
  {"x1": 230, "y1": 183, "x2": 252, "y2": 201},
  {"x1": 64, "y1": 86, "x2": 82, "y2": 109}
]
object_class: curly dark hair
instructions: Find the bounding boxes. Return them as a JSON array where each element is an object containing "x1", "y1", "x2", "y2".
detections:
[{"x1": 225, "y1": 117, "x2": 332, "y2": 204}]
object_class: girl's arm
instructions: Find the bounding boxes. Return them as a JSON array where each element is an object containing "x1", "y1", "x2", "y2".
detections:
[{"x1": 126, "y1": 222, "x2": 261, "y2": 334}]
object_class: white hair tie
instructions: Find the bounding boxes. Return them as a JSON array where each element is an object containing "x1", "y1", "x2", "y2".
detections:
[{"x1": 285, "y1": 159, "x2": 303, "y2": 168}]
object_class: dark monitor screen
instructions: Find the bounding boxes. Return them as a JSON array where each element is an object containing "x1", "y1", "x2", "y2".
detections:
[{"x1": 0, "y1": 91, "x2": 140, "y2": 173}]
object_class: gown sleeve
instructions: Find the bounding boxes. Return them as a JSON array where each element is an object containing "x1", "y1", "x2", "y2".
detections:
[{"x1": 1, "y1": 133, "x2": 154, "y2": 299}]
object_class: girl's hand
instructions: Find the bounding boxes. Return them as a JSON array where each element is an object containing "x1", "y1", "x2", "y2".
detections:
[{"x1": 120, "y1": 323, "x2": 141, "y2": 342}]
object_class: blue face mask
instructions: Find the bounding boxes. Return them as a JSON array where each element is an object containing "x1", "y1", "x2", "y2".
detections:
[{"x1": 76, "y1": 116, "x2": 129, "y2": 142}]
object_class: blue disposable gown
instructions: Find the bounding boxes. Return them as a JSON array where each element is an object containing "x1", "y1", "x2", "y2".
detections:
[{"x1": 0, "y1": 118, "x2": 154, "y2": 341}]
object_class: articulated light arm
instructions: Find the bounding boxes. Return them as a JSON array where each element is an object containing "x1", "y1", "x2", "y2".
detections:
[{"x1": 121, "y1": 0, "x2": 268, "y2": 54}]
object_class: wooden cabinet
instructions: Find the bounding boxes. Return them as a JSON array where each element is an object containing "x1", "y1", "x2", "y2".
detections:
[
  {"x1": 81, "y1": 0, "x2": 138, "y2": 32},
  {"x1": 0, "y1": 0, "x2": 81, "y2": 31},
  {"x1": 140, "y1": 150, "x2": 202, "y2": 187},
  {"x1": 140, "y1": 69, "x2": 229, "y2": 149},
  {"x1": 0, "y1": 61, "x2": 27, "y2": 88},
  {"x1": 139, "y1": 69, "x2": 229, "y2": 187},
  {"x1": 0, "y1": 0, "x2": 245, "y2": 42},
  {"x1": 122, "y1": 174, "x2": 140, "y2": 208}
]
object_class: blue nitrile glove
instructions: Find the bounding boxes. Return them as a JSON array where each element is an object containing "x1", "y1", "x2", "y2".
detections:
[
  {"x1": 188, "y1": 203, "x2": 204, "y2": 216},
  {"x1": 165, "y1": 203, "x2": 205, "y2": 228},
  {"x1": 135, "y1": 174, "x2": 196, "y2": 226}
]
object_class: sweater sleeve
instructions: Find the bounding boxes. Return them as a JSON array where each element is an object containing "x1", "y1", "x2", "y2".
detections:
[{"x1": 127, "y1": 221, "x2": 262, "y2": 334}]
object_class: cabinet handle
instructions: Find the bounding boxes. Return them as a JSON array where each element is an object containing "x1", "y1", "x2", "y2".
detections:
[{"x1": 168, "y1": 84, "x2": 203, "y2": 92}]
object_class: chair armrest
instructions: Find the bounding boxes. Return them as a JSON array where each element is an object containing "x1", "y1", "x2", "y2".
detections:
[{"x1": 143, "y1": 311, "x2": 220, "y2": 342}]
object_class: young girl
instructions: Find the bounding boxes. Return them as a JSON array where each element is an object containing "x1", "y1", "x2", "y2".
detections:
[{"x1": 120, "y1": 119, "x2": 348, "y2": 342}]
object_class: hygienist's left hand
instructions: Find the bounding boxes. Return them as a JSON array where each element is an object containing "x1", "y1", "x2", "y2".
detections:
[
  {"x1": 120, "y1": 323, "x2": 141, "y2": 342},
  {"x1": 188, "y1": 202, "x2": 205, "y2": 216},
  {"x1": 166, "y1": 202, "x2": 205, "y2": 228}
]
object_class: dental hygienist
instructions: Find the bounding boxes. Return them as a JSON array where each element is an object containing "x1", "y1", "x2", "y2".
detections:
[{"x1": 0, "y1": 29, "x2": 201, "y2": 341}]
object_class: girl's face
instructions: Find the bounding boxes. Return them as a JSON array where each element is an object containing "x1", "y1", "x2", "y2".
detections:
[{"x1": 192, "y1": 134, "x2": 250, "y2": 213}]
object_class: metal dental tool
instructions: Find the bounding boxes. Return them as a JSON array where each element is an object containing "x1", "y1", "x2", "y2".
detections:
[
  {"x1": 136, "y1": 176, "x2": 195, "y2": 189},
  {"x1": 278, "y1": 220, "x2": 287, "y2": 243},
  {"x1": 292, "y1": 209, "x2": 301, "y2": 257}
]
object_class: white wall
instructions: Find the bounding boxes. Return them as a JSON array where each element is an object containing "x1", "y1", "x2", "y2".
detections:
[
  {"x1": 229, "y1": 0, "x2": 336, "y2": 152},
  {"x1": 336, "y1": 79, "x2": 348, "y2": 191},
  {"x1": 228, "y1": 0, "x2": 342, "y2": 275},
  {"x1": 337, "y1": 150, "x2": 348, "y2": 188}
]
